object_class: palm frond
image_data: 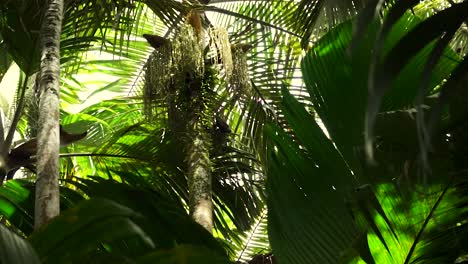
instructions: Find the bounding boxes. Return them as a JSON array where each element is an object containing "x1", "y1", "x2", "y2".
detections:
[
  {"x1": 365, "y1": 0, "x2": 467, "y2": 162},
  {"x1": 263, "y1": 2, "x2": 467, "y2": 262},
  {"x1": 235, "y1": 208, "x2": 269, "y2": 263},
  {"x1": 59, "y1": 99, "x2": 265, "y2": 244},
  {"x1": 0, "y1": 178, "x2": 230, "y2": 259}
]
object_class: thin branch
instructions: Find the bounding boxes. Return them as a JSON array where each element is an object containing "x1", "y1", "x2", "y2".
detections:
[{"x1": 1, "y1": 74, "x2": 29, "y2": 156}]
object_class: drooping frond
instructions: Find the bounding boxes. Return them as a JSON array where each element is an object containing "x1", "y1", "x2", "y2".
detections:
[{"x1": 235, "y1": 208, "x2": 270, "y2": 263}]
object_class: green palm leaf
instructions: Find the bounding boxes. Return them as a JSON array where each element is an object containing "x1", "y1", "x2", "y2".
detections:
[
  {"x1": 235, "y1": 208, "x2": 269, "y2": 263},
  {"x1": 265, "y1": 2, "x2": 467, "y2": 262},
  {"x1": 265, "y1": 90, "x2": 356, "y2": 264}
]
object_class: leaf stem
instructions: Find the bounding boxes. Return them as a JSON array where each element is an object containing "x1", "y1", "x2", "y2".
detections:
[{"x1": 403, "y1": 181, "x2": 452, "y2": 264}]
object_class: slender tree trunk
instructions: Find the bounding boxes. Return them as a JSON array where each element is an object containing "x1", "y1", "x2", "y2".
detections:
[
  {"x1": 187, "y1": 100, "x2": 213, "y2": 232},
  {"x1": 144, "y1": 2, "x2": 215, "y2": 232},
  {"x1": 34, "y1": 0, "x2": 63, "y2": 230},
  {"x1": 185, "y1": 6, "x2": 214, "y2": 232}
]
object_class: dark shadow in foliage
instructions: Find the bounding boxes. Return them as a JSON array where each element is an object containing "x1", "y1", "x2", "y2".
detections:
[
  {"x1": 0, "y1": 179, "x2": 232, "y2": 263},
  {"x1": 66, "y1": 176, "x2": 226, "y2": 255},
  {"x1": 29, "y1": 198, "x2": 154, "y2": 263}
]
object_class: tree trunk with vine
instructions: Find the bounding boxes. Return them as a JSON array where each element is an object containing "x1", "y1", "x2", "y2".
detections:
[{"x1": 186, "y1": 69, "x2": 215, "y2": 233}]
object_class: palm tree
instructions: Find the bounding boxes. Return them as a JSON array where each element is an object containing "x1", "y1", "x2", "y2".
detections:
[
  {"x1": 34, "y1": 0, "x2": 65, "y2": 229},
  {"x1": 0, "y1": 0, "x2": 466, "y2": 263},
  {"x1": 143, "y1": 12, "x2": 217, "y2": 232},
  {"x1": 0, "y1": 0, "x2": 284, "y2": 261}
]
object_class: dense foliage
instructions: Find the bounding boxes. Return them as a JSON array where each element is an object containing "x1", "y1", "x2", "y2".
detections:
[{"x1": 0, "y1": 0, "x2": 467, "y2": 263}]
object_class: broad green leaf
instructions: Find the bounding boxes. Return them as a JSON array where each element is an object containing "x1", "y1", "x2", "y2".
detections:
[
  {"x1": 281, "y1": 86, "x2": 353, "y2": 190},
  {"x1": 265, "y1": 120, "x2": 356, "y2": 264},
  {"x1": 302, "y1": 12, "x2": 459, "y2": 169},
  {"x1": 359, "y1": 182, "x2": 468, "y2": 263},
  {"x1": 0, "y1": 180, "x2": 34, "y2": 234}
]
